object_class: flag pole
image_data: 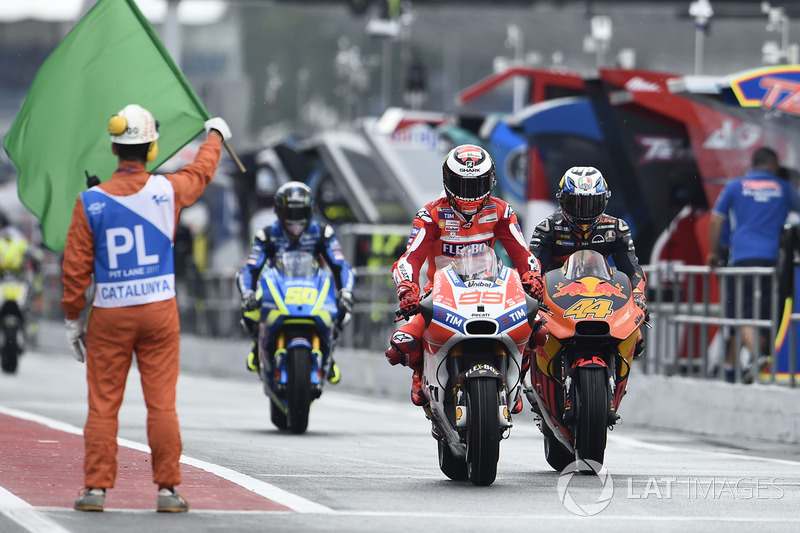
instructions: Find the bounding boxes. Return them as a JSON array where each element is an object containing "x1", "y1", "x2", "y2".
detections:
[{"x1": 224, "y1": 141, "x2": 246, "y2": 173}]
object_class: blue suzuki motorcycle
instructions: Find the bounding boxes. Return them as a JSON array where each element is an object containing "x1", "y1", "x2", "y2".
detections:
[{"x1": 256, "y1": 251, "x2": 339, "y2": 433}]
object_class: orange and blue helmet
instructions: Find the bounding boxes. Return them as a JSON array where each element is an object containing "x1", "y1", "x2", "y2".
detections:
[{"x1": 557, "y1": 166, "x2": 611, "y2": 232}]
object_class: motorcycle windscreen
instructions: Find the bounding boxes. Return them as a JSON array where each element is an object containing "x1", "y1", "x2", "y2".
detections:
[
  {"x1": 452, "y1": 246, "x2": 499, "y2": 282},
  {"x1": 562, "y1": 250, "x2": 612, "y2": 281},
  {"x1": 277, "y1": 251, "x2": 316, "y2": 278}
]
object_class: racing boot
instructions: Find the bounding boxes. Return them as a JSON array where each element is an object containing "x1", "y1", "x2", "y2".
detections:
[
  {"x1": 633, "y1": 330, "x2": 645, "y2": 360},
  {"x1": 511, "y1": 394, "x2": 524, "y2": 414},
  {"x1": 521, "y1": 346, "x2": 532, "y2": 376},
  {"x1": 634, "y1": 339, "x2": 645, "y2": 359},
  {"x1": 410, "y1": 371, "x2": 427, "y2": 406},
  {"x1": 328, "y1": 356, "x2": 341, "y2": 384},
  {"x1": 241, "y1": 317, "x2": 260, "y2": 372},
  {"x1": 246, "y1": 341, "x2": 259, "y2": 372},
  {"x1": 521, "y1": 322, "x2": 548, "y2": 375},
  {"x1": 531, "y1": 322, "x2": 549, "y2": 347},
  {"x1": 384, "y1": 331, "x2": 422, "y2": 368}
]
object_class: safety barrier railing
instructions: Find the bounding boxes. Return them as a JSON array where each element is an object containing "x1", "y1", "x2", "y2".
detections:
[
  {"x1": 641, "y1": 263, "x2": 794, "y2": 387},
  {"x1": 38, "y1": 258, "x2": 797, "y2": 387}
]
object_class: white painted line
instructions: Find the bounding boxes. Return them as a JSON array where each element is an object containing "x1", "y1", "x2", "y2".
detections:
[
  {"x1": 3, "y1": 509, "x2": 73, "y2": 533},
  {"x1": 609, "y1": 433, "x2": 800, "y2": 466},
  {"x1": 0, "y1": 406, "x2": 334, "y2": 514},
  {"x1": 179, "y1": 455, "x2": 333, "y2": 514},
  {"x1": 336, "y1": 510, "x2": 800, "y2": 522},
  {"x1": 0, "y1": 488, "x2": 72, "y2": 533},
  {"x1": 13, "y1": 506, "x2": 800, "y2": 522},
  {"x1": 0, "y1": 486, "x2": 31, "y2": 510}
]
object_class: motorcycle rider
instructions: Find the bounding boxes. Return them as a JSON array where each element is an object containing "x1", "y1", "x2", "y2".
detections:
[
  {"x1": 529, "y1": 166, "x2": 648, "y2": 356},
  {"x1": 236, "y1": 181, "x2": 355, "y2": 383},
  {"x1": 385, "y1": 144, "x2": 545, "y2": 409},
  {"x1": 0, "y1": 223, "x2": 43, "y2": 356}
]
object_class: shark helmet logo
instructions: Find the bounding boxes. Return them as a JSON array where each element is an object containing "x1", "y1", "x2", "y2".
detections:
[{"x1": 455, "y1": 145, "x2": 485, "y2": 166}]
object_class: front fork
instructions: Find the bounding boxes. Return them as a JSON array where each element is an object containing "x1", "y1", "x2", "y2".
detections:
[
  {"x1": 453, "y1": 368, "x2": 513, "y2": 433},
  {"x1": 268, "y1": 331, "x2": 325, "y2": 397},
  {"x1": 562, "y1": 356, "x2": 617, "y2": 428}
]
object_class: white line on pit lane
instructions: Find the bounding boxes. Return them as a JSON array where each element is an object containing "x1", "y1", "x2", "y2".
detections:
[
  {"x1": 0, "y1": 406, "x2": 333, "y2": 514},
  {"x1": 608, "y1": 433, "x2": 800, "y2": 465},
  {"x1": 0, "y1": 487, "x2": 71, "y2": 533}
]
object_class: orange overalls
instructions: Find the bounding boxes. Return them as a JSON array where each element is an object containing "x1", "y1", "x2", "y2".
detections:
[{"x1": 61, "y1": 135, "x2": 221, "y2": 490}]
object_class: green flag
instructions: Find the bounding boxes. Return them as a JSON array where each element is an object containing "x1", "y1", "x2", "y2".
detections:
[{"x1": 3, "y1": 0, "x2": 211, "y2": 252}]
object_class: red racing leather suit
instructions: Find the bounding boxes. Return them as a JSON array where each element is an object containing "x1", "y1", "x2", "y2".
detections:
[{"x1": 389, "y1": 196, "x2": 541, "y2": 370}]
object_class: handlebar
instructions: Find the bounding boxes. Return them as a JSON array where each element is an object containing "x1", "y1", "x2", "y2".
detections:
[
  {"x1": 394, "y1": 307, "x2": 419, "y2": 322},
  {"x1": 394, "y1": 291, "x2": 431, "y2": 322}
]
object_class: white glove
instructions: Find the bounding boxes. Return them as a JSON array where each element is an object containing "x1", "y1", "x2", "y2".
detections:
[
  {"x1": 204, "y1": 117, "x2": 232, "y2": 141},
  {"x1": 65, "y1": 318, "x2": 86, "y2": 363}
]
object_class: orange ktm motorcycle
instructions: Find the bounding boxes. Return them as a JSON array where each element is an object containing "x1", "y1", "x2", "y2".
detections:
[{"x1": 525, "y1": 249, "x2": 645, "y2": 471}]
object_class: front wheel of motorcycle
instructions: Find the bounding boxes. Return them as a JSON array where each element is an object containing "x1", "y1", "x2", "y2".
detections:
[
  {"x1": 465, "y1": 378, "x2": 500, "y2": 486},
  {"x1": 270, "y1": 399, "x2": 288, "y2": 430},
  {"x1": 438, "y1": 440, "x2": 468, "y2": 481},
  {"x1": 286, "y1": 346, "x2": 312, "y2": 434},
  {"x1": 575, "y1": 366, "x2": 608, "y2": 468}
]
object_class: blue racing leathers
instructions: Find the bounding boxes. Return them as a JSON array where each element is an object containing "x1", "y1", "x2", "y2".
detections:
[{"x1": 236, "y1": 219, "x2": 355, "y2": 307}]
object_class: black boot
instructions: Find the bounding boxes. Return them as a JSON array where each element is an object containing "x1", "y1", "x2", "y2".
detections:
[{"x1": 633, "y1": 338, "x2": 645, "y2": 359}]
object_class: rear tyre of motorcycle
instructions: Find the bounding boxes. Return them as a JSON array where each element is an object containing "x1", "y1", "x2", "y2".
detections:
[
  {"x1": 575, "y1": 367, "x2": 608, "y2": 468},
  {"x1": 540, "y1": 417, "x2": 574, "y2": 472},
  {"x1": 466, "y1": 378, "x2": 500, "y2": 486},
  {"x1": 438, "y1": 440, "x2": 468, "y2": 481},
  {"x1": 270, "y1": 399, "x2": 288, "y2": 430},
  {"x1": 286, "y1": 347, "x2": 312, "y2": 434}
]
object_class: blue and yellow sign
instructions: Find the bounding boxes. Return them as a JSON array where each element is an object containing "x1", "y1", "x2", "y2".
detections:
[{"x1": 729, "y1": 65, "x2": 800, "y2": 114}]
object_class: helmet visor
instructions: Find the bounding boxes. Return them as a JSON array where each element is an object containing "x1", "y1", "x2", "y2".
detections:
[
  {"x1": 444, "y1": 174, "x2": 492, "y2": 201},
  {"x1": 278, "y1": 204, "x2": 312, "y2": 237},
  {"x1": 283, "y1": 205, "x2": 312, "y2": 222},
  {"x1": 560, "y1": 192, "x2": 607, "y2": 221}
]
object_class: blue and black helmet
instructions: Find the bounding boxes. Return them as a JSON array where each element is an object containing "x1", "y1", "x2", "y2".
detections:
[
  {"x1": 556, "y1": 166, "x2": 611, "y2": 231},
  {"x1": 274, "y1": 181, "x2": 313, "y2": 240}
]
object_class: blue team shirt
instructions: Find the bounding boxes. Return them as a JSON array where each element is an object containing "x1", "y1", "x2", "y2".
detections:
[{"x1": 712, "y1": 169, "x2": 800, "y2": 264}]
